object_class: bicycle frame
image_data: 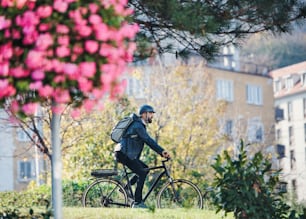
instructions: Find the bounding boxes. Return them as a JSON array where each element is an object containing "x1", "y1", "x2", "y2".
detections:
[{"x1": 122, "y1": 159, "x2": 171, "y2": 202}]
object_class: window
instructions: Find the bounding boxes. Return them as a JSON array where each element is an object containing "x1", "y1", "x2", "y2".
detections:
[
  {"x1": 276, "y1": 129, "x2": 281, "y2": 141},
  {"x1": 216, "y1": 79, "x2": 233, "y2": 101},
  {"x1": 18, "y1": 160, "x2": 35, "y2": 181},
  {"x1": 289, "y1": 126, "x2": 294, "y2": 145},
  {"x1": 274, "y1": 80, "x2": 281, "y2": 92},
  {"x1": 290, "y1": 150, "x2": 296, "y2": 169},
  {"x1": 285, "y1": 77, "x2": 293, "y2": 89},
  {"x1": 302, "y1": 73, "x2": 306, "y2": 87},
  {"x1": 305, "y1": 148, "x2": 306, "y2": 165},
  {"x1": 304, "y1": 124, "x2": 306, "y2": 142},
  {"x1": 17, "y1": 128, "x2": 30, "y2": 142},
  {"x1": 288, "y1": 101, "x2": 293, "y2": 121},
  {"x1": 291, "y1": 179, "x2": 297, "y2": 193},
  {"x1": 303, "y1": 98, "x2": 306, "y2": 118},
  {"x1": 225, "y1": 120, "x2": 233, "y2": 136},
  {"x1": 247, "y1": 118, "x2": 264, "y2": 143},
  {"x1": 246, "y1": 84, "x2": 262, "y2": 105},
  {"x1": 126, "y1": 77, "x2": 142, "y2": 98}
]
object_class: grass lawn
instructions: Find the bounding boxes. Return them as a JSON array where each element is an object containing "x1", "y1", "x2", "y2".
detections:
[{"x1": 63, "y1": 207, "x2": 234, "y2": 219}]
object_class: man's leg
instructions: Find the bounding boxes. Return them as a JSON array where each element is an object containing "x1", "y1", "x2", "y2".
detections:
[{"x1": 115, "y1": 152, "x2": 148, "y2": 203}]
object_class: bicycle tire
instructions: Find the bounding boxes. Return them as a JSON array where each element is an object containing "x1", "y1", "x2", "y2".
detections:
[
  {"x1": 157, "y1": 179, "x2": 203, "y2": 209},
  {"x1": 82, "y1": 178, "x2": 129, "y2": 208}
]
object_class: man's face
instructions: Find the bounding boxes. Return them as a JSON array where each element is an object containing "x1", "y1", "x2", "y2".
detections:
[{"x1": 143, "y1": 112, "x2": 154, "y2": 123}]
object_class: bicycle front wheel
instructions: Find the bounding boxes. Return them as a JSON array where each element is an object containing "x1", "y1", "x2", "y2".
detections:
[
  {"x1": 82, "y1": 178, "x2": 128, "y2": 208},
  {"x1": 157, "y1": 179, "x2": 203, "y2": 209}
]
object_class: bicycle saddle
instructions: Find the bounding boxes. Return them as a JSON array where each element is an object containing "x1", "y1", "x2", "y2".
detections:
[{"x1": 91, "y1": 169, "x2": 118, "y2": 177}]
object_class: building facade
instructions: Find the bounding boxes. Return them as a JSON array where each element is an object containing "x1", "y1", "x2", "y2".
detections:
[
  {"x1": 0, "y1": 109, "x2": 45, "y2": 191},
  {"x1": 270, "y1": 61, "x2": 306, "y2": 203}
]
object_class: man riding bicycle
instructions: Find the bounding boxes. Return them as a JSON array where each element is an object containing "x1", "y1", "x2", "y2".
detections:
[{"x1": 114, "y1": 104, "x2": 170, "y2": 208}]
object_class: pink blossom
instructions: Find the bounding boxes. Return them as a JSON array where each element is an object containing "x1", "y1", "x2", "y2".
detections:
[
  {"x1": 29, "y1": 81, "x2": 42, "y2": 90},
  {"x1": 84, "y1": 40, "x2": 99, "y2": 54},
  {"x1": 56, "y1": 46, "x2": 70, "y2": 57},
  {"x1": 13, "y1": 47, "x2": 24, "y2": 57},
  {"x1": 10, "y1": 66, "x2": 30, "y2": 78},
  {"x1": 1, "y1": 0, "x2": 14, "y2": 7},
  {"x1": 39, "y1": 23, "x2": 51, "y2": 31},
  {"x1": 83, "y1": 99, "x2": 95, "y2": 112},
  {"x1": 25, "y1": 50, "x2": 45, "y2": 69},
  {"x1": 63, "y1": 63, "x2": 79, "y2": 79},
  {"x1": 79, "y1": 62, "x2": 96, "y2": 78},
  {"x1": 56, "y1": 24, "x2": 69, "y2": 34},
  {"x1": 76, "y1": 25, "x2": 92, "y2": 37},
  {"x1": 0, "y1": 16, "x2": 11, "y2": 30},
  {"x1": 12, "y1": 29, "x2": 21, "y2": 39},
  {"x1": 52, "y1": 104, "x2": 65, "y2": 114},
  {"x1": 89, "y1": 14, "x2": 102, "y2": 25},
  {"x1": 119, "y1": 23, "x2": 139, "y2": 39},
  {"x1": 18, "y1": 11, "x2": 40, "y2": 31},
  {"x1": 22, "y1": 102, "x2": 38, "y2": 115},
  {"x1": 31, "y1": 69, "x2": 45, "y2": 80},
  {"x1": 52, "y1": 59, "x2": 63, "y2": 73},
  {"x1": 94, "y1": 23, "x2": 110, "y2": 41},
  {"x1": 4, "y1": 29, "x2": 11, "y2": 38},
  {"x1": 71, "y1": 108, "x2": 81, "y2": 119},
  {"x1": 73, "y1": 44, "x2": 84, "y2": 54},
  {"x1": 22, "y1": 30, "x2": 39, "y2": 45},
  {"x1": 10, "y1": 100, "x2": 19, "y2": 114},
  {"x1": 78, "y1": 77, "x2": 93, "y2": 92},
  {"x1": 53, "y1": 0, "x2": 68, "y2": 13},
  {"x1": 88, "y1": 3, "x2": 99, "y2": 14},
  {"x1": 57, "y1": 35, "x2": 69, "y2": 46},
  {"x1": 0, "y1": 62, "x2": 9, "y2": 76},
  {"x1": 80, "y1": 7, "x2": 88, "y2": 15},
  {"x1": 36, "y1": 33, "x2": 53, "y2": 50},
  {"x1": 36, "y1": 5, "x2": 53, "y2": 18},
  {"x1": 54, "y1": 75, "x2": 66, "y2": 83},
  {"x1": 54, "y1": 89, "x2": 71, "y2": 103},
  {"x1": 0, "y1": 42, "x2": 13, "y2": 59},
  {"x1": 0, "y1": 79, "x2": 16, "y2": 98},
  {"x1": 15, "y1": 0, "x2": 28, "y2": 9},
  {"x1": 38, "y1": 85, "x2": 54, "y2": 98}
]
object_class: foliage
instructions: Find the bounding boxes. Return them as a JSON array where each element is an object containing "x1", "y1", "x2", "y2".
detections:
[
  {"x1": 62, "y1": 98, "x2": 137, "y2": 179},
  {"x1": 240, "y1": 31, "x2": 306, "y2": 69},
  {"x1": 0, "y1": 184, "x2": 51, "y2": 208},
  {"x1": 62, "y1": 180, "x2": 88, "y2": 207},
  {"x1": 211, "y1": 140, "x2": 306, "y2": 219},
  {"x1": 129, "y1": 0, "x2": 306, "y2": 60},
  {"x1": 0, "y1": 0, "x2": 138, "y2": 115},
  {"x1": 135, "y1": 62, "x2": 227, "y2": 181}
]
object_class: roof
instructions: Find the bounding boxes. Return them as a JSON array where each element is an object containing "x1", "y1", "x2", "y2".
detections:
[{"x1": 269, "y1": 61, "x2": 306, "y2": 98}]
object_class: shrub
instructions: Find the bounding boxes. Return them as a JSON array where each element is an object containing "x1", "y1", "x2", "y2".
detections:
[{"x1": 211, "y1": 140, "x2": 305, "y2": 219}]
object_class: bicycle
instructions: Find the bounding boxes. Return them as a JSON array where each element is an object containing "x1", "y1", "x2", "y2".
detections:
[{"x1": 82, "y1": 158, "x2": 203, "y2": 209}]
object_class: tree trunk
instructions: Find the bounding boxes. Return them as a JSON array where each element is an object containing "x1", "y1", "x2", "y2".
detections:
[{"x1": 51, "y1": 110, "x2": 62, "y2": 219}]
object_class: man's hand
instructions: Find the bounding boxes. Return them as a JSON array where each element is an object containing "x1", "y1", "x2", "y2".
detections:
[{"x1": 162, "y1": 151, "x2": 171, "y2": 159}]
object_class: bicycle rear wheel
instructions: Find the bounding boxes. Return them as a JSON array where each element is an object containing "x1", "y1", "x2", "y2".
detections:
[
  {"x1": 82, "y1": 178, "x2": 128, "y2": 208},
  {"x1": 157, "y1": 179, "x2": 203, "y2": 209}
]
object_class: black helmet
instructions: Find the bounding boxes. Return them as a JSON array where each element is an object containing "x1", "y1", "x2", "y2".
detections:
[{"x1": 139, "y1": 105, "x2": 155, "y2": 115}]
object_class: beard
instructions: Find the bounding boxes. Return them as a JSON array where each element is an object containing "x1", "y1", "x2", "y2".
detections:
[{"x1": 147, "y1": 117, "x2": 153, "y2": 123}]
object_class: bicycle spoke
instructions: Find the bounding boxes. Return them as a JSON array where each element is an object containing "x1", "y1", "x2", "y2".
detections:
[
  {"x1": 82, "y1": 179, "x2": 128, "y2": 208},
  {"x1": 157, "y1": 179, "x2": 203, "y2": 209}
]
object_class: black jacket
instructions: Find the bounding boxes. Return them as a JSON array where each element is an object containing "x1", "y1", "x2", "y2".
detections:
[{"x1": 118, "y1": 114, "x2": 164, "y2": 160}]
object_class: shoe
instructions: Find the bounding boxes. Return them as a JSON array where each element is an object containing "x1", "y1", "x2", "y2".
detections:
[{"x1": 132, "y1": 201, "x2": 147, "y2": 209}]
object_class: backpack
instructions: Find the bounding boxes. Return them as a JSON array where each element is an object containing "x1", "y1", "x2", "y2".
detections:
[{"x1": 111, "y1": 114, "x2": 135, "y2": 143}]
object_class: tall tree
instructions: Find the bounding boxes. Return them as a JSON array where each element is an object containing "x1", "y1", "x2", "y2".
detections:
[
  {"x1": 129, "y1": 0, "x2": 306, "y2": 60},
  {"x1": 135, "y1": 62, "x2": 227, "y2": 182},
  {"x1": 0, "y1": 1, "x2": 138, "y2": 218}
]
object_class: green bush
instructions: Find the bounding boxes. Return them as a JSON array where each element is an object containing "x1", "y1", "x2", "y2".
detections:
[
  {"x1": 62, "y1": 180, "x2": 89, "y2": 207},
  {"x1": 211, "y1": 140, "x2": 305, "y2": 219}
]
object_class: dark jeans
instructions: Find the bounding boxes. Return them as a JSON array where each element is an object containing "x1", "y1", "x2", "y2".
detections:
[{"x1": 115, "y1": 151, "x2": 149, "y2": 203}]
